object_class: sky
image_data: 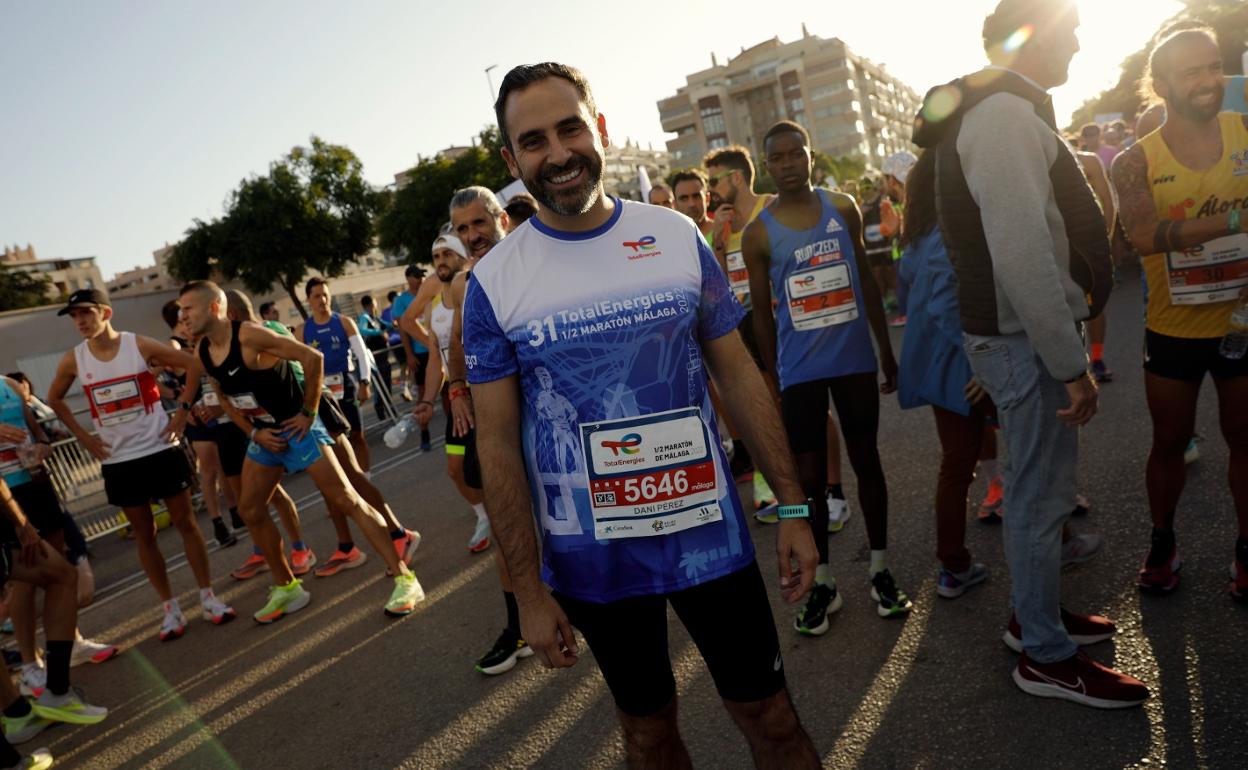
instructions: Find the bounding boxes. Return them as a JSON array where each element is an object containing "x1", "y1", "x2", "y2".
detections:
[{"x1": 1, "y1": 0, "x2": 1184, "y2": 282}]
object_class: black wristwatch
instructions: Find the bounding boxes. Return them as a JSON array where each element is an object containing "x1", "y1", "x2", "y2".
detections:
[{"x1": 178, "y1": 401, "x2": 193, "y2": 411}]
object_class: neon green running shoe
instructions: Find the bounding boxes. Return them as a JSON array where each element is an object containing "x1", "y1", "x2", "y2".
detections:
[
  {"x1": 384, "y1": 574, "x2": 425, "y2": 617},
  {"x1": 8, "y1": 747, "x2": 53, "y2": 769},
  {"x1": 32, "y1": 688, "x2": 107, "y2": 725},
  {"x1": 253, "y1": 579, "x2": 311, "y2": 624}
]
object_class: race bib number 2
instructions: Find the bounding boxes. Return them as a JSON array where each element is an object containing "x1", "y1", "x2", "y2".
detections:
[
  {"x1": 90, "y1": 379, "x2": 145, "y2": 427},
  {"x1": 786, "y1": 262, "x2": 859, "y2": 331},
  {"x1": 1166, "y1": 233, "x2": 1248, "y2": 305},
  {"x1": 581, "y1": 407, "x2": 722, "y2": 540}
]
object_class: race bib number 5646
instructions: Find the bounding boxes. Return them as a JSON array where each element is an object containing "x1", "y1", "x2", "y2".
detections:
[{"x1": 580, "y1": 407, "x2": 722, "y2": 540}]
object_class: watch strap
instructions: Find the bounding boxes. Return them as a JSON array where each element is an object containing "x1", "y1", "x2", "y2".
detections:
[{"x1": 777, "y1": 503, "x2": 810, "y2": 520}]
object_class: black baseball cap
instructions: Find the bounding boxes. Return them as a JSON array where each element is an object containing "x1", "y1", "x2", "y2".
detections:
[
  {"x1": 57, "y1": 288, "x2": 111, "y2": 316},
  {"x1": 405, "y1": 264, "x2": 427, "y2": 278}
]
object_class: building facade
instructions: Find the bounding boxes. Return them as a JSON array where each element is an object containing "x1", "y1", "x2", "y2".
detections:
[
  {"x1": 2, "y1": 245, "x2": 105, "y2": 302},
  {"x1": 657, "y1": 27, "x2": 921, "y2": 173},
  {"x1": 106, "y1": 243, "x2": 182, "y2": 298},
  {"x1": 602, "y1": 141, "x2": 672, "y2": 201}
]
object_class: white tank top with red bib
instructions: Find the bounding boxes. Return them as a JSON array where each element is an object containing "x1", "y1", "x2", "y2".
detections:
[{"x1": 74, "y1": 332, "x2": 174, "y2": 465}]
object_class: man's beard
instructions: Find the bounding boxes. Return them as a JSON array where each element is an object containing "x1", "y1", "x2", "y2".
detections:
[
  {"x1": 436, "y1": 266, "x2": 458, "y2": 282},
  {"x1": 522, "y1": 151, "x2": 605, "y2": 217},
  {"x1": 1172, "y1": 82, "x2": 1225, "y2": 123}
]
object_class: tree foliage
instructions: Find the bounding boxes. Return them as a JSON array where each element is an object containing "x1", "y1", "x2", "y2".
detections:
[
  {"x1": 376, "y1": 126, "x2": 514, "y2": 261},
  {"x1": 0, "y1": 263, "x2": 52, "y2": 311},
  {"x1": 1067, "y1": 0, "x2": 1248, "y2": 131},
  {"x1": 169, "y1": 137, "x2": 383, "y2": 319}
]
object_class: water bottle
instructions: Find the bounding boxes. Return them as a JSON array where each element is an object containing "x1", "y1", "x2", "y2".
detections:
[
  {"x1": 384, "y1": 414, "x2": 418, "y2": 449},
  {"x1": 1219, "y1": 298, "x2": 1248, "y2": 360}
]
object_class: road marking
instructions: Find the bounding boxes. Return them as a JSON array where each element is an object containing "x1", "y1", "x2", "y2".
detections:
[{"x1": 823, "y1": 577, "x2": 934, "y2": 770}]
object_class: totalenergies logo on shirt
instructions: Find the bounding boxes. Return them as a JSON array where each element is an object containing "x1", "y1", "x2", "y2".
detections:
[
  {"x1": 601, "y1": 433, "x2": 642, "y2": 455},
  {"x1": 795, "y1": 274, "x2": 818, "y2": 288},
  {"x1": 622, "y1": 236, "x2": 662, "y2": 260}
]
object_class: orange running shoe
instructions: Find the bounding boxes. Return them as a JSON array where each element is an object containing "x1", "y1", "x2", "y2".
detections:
[
  {"x1": 313, "y1": 547, "x2": 367, "y2": 578},
  {"x1": 231, "y1": 552, "x2": 269, "y2": 581},
  {"x1": 978, "y1": 475, "x2": 1004, "y2": 523},
  {"x1": 290, "y1": 547, "x2": 317, "y2": 577}
]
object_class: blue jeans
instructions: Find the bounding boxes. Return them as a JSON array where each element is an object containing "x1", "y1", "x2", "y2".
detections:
[{"x1": 964, "y1": 331, "x2": 1079, "y2": 664}]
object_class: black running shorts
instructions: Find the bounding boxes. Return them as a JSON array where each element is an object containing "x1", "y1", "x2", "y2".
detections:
[
  {"x1": 214, "y1": 422, "x2": 249, "y2": 478},
  {"x1": 317, "y1": 395, "x2": 352, "y2": 438},
  {"x1": 1144, "y1": 328, "x2": 1248, "y2": 383},
  {"x1": 7, "y1": 476, "x2": 66, "y2": 538},
  {"x1": 780, "y1": 373, "x2": 879, "y2": 455},
  {"x1": 553, "y1": 560, "x2": 785, "y2": 717},
  {"x1": 102, "y1": 447, "x2": 193, "y2": 508}
]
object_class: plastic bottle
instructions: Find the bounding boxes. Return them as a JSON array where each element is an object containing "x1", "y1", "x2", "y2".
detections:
[
  {"x1": 384, "y1": 414, "x2": 418, "y2": 449},
  {"x1": 1220, "y1": 298, "x2": 1248, "y2": 360}
]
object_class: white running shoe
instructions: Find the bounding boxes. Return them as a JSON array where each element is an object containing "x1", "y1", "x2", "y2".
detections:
[
  {"x1": 201, "y1": 596, "x2": 237, "y2": 625},
  {"x1": 159, "y1": 608, "x2": 187, "y2": 642},
  {"x1": 18, "y1": 664, "x2": 45, "y2": 698},
  {"x1": 827, "y1": 494, "x2": 852, "y2": 533},
  {"x1": 70, "y1": 638, "x2": 118, "y2": 667},
  {"x1": 1061, "y1": 532, "x2": 1104, "y2": 567},
  {"x1": 468, "y1": 517, "x2": 491, "y2": 553}
]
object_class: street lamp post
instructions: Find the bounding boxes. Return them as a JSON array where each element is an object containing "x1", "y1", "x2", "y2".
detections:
[{"x1": 485, "y1": 64, "x2": 498, "y2": 106}]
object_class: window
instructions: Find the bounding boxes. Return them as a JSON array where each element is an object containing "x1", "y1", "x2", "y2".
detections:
[{"x1": 708, "y1": 137, "x2": 729, "y2": 149}]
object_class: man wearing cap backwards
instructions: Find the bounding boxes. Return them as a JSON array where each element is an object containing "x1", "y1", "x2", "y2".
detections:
[
  {"x1": 46, "y1": 289, "x2": 236, "y2": 642},
  {"x1": 913, "y1": 0, "x2": 1146, "y2": 708}
]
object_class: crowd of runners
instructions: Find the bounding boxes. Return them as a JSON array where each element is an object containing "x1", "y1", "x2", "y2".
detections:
[{"x1": 1, "y1": 0, "x2": 1247, "y2": 766}]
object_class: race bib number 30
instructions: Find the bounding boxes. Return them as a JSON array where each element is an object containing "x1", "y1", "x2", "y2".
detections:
[
  {"x1": 581, "y1": 407, "x2": 722, "y2": 540},
  {"x1": 1166, "y1": 233, "x2": 1248, "y2": 305},
  {"x1": 786, "y1": 262, "x2": 859, "y2": 331}
]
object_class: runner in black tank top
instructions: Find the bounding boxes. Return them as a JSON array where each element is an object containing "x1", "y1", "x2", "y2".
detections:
[{"x1": 180, "y1": 281, "x2": 425, "y2": 623}]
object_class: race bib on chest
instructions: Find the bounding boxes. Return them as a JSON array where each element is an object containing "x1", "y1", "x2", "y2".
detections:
[
  {"x1": 0, "y1": 444, "x2": 21, "y2": 477},
  {"x1": 198, "y1": 375, "x2": 219, "y2": 407},
  {"x1": 325, "y1": 373, "x2": 345, "y2": 401},
  {"x1": 786, "y1": 263, "x2": 859, "y2": 331},
  {"x1": 227, "y1": 393, "x2": 276, "y2": 424},
  {"x1": 89, "y1": 378, "x2": 145, "y2": 427},
  {"x1": 725, "y1": 250, "x2": 752, "y2": 305},
  {"x1": 1165, "y1": 233, "x2": 1248, "y2": 305},
  {"x1": 580, "y1": 407, "x2": 722, "y2": 540}
]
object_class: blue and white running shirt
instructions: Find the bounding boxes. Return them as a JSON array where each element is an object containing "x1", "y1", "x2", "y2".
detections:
[{"x1": 464, "y1": 199, "x2": 753, "y2": 602}]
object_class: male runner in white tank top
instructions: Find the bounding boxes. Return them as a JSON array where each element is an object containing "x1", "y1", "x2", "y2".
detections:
[{"x1": 46, "y1": 289, "x2": 234, "y2": 643}]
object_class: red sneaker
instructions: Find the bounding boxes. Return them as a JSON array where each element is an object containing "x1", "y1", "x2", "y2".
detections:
[
  {"x1": 290, "y1": 547, "x2": 317, "y2": 577},
  {"x1": 314, "y1": 547, "x2": 367, "y2": 578},
  {"x1": 1138, "y1": 540, "x2": 1181, "y2": 593},
  {"x1": 1013, "y1": 651, "x2": 1148, "y2": 709},
  {"x1": 393, "y1": 529, "x2": 422, "y2": 567},
  {"x1": 978, "y1": 475, "x2": 1004, "y2": 523},
  {"x1": 231, "y1": 553, "x2": 269, "y2": 581},
  {"x1": 1003, "y1": 608, "x2": 1116, "y2": 653}
]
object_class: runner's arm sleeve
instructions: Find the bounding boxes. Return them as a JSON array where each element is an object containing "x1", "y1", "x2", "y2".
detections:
[
  {"x1": 463, "y1": 273, "x2": 519, "y2": 385},
  {"x1": 348, "y1": 333, "x2": 371, "y2": 383},
  {"x1": 694, "y1": 235, "x2": 746, "y2": 342}
]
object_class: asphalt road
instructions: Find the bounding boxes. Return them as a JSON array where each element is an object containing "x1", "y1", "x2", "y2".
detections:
[{"x1": 30, "y1": 268, "x2": 1248, "y2": 769}]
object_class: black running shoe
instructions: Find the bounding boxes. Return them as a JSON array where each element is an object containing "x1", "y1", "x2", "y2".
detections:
[
  {"x1": 794, "y1": 583, "x2": 842, "y2": 636},
  {"x1": 213, "y1": 519, "x2": 238, "y2": 548},
  {"x1": 475, "y1": 628, "x2": 534, "y2": 675},
  {"x1": 870, "y1": 569, "x2": 914, "y2": 618}
]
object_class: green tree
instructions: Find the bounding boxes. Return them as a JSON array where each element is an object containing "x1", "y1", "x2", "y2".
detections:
[
  {"x1": 169, "y1": 136, "x2": 383, "y2": 319},
  {"x1": 1067, "y1": 0, "x2": 1248, "y2": 131},
  {"x1": 0, "y1": 263, "x2": 52, "y2": 310},
  {"x1": 377, "y1": 126, "x2": 514, "y2": 261}
]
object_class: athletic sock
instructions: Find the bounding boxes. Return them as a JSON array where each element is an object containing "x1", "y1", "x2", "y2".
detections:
[
  {"x1": 1236, "y1": 536, "x2": 1248, "y2": 566},
  {"x1": 1148, "y1": 527, "x2": 1176, "y2": 567},
  {"x1": 504, "y1": 591, "x2": 521, "y2": 634},
  {"x1": 869, "y1": 550, "x2": 888, "y2": 577},
  {"x1": 45, "y1": 640, "x2": 72, "y2": 697},
  {"x1": 1091, "y1": 342, "x2": 1105, "y2": 362},
  {"x1": 472, "y1": 502, "x2": 487, "y2": 522},
  {"x1": 252, "y1": 546, "x2": 264, "y2": 557},
  {"x1": 338, "y1": 542, "x2": 355, "y2": 554},
  {"x1": 826, "y1": 483, "x2": 845, "y2": 500},
  {"x1": 815, "y1": 563, "x2": 833, "y2": 587},
  {"x1": 2, "y1": 697, "x2": 31, "y2": 719},
  {"x1": 390, "y1": 529, "x2": 406, "y2": 540},
  {"x1": 292, "y1": 541, "x2": 307, "y2": 552},
  {"x1": 162, "y1": 598, "x2": 181, "y2": 616},
  {"x1": 199, "y1": 587, "x2": 215, "y2": 604},
  {"x1": 980, "y1": 459, "x2": 999, "y2": 481},
  {"x1": 420, "y1": 428, "x2": 431, "y2": 444}
]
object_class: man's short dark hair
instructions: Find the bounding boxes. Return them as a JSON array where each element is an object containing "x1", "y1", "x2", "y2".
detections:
[
  {"x1": 6, "y1": 372, "x2": 29, "y2": 386},
  {"x1": 161, "y1": 299, "x2": 182, "y2": 331},
  {"x1": 405, "y1": 264, "x2": 426, "y2": 279},
  {"x1": 983, "y1": 0, "x2": 1076, "y2": 53},
  {"x1": 504, "y1": 193, "x2": 539, "y2": 225},
  {"x1": 671, "y1": 168, "x2": 708, "y2": 191},
  {"x1": 258, "y1": 301, "x2": 277, "y2": 317},
  {"x1": 387, "y1": 290, "x2": 399, "y2": 302},
  {"x1": 763, "y1": 120, "x2": 810, "y2": 150},
  {"x1": 494, "y1": 63, "x2": 596, "y2": 152},
  {"x1": 360, "y1": 295, "x2": 375, "y2": 308},
  {"x1": 648, "y1": 183, "x2": 673, "y2": 203},
  {"x1": 703, "y1": 145, "x2": 756, "y2": 187},
  {"x1": 304, "y1": 276, "x2": 328, "y2": 298}
]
